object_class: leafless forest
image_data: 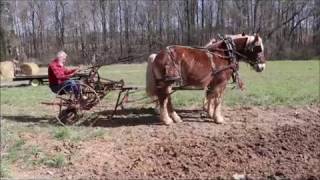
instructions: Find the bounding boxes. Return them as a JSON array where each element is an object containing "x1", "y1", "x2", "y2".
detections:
[{"x1": 0, "y1": 0, "x2": 319, "y2": 64}]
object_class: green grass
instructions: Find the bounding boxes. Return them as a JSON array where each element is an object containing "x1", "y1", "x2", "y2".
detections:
[
  {"x1": 53, "y1": 127, "x2": 72, "y2": 140},
  {"x1": 0, "y1": 60, "x2": 319, "y2": 176},
  {"x1": 0, "y1": 120, "x2": 108, "y2": 176},
  {"x1": 98, "y1": 60, "x2": 320, "y2": 107},
  {"x1": 223, "y1": 61, "x2": 320, "y2": 106},
  {"x1": 43, "y1": 153, "x2": 66, "y2": 168},
  {"x1": 0, "y1": 160, "x2": 11, "y2": 178},
  {"x1": 0, "y1": 60, "x2": 318, "y2": 117},
  {"x1": 1, "y1": 61, "x2": 318, "y2": 112},
  {"x1": 0, "y1": 130, "x2": 38, "y2": 177},
  {"x1": 52, "y1": 126, "x2": 106, "y2": 141}
]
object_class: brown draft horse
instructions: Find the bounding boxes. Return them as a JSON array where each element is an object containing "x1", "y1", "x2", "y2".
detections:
[{"x1": 146, "y1": 33, "x2": 266, "y2": 125}]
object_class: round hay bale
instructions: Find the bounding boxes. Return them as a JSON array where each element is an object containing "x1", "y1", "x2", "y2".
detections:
[
  {"x1": 0, "y1": 61, "x2": 15, "y2": 79},
  {"x1": 20, "y1": 63, "x2": 39, "y2": 75}
]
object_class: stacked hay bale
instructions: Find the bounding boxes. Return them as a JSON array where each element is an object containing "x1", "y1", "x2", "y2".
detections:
[
  {"x1": 20, "y1": 62, "x2": 39, "y2": 75},
  {"x1": 0, "y1": 61, "x2": 15, "y2": 80}
]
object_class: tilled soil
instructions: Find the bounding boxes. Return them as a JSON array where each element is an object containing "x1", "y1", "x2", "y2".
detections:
[{"x1": 14, "y1": 105, "x2": 320, "y2": 179}]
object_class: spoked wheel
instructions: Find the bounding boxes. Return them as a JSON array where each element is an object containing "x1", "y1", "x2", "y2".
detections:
[{"x1": 53, "y1": 82, "x2": 101, "y2": 126}]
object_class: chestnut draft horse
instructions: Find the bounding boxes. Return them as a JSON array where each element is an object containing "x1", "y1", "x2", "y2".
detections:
[{"x1": 146, "y1": 33, "x2": 266, "y2": 125}]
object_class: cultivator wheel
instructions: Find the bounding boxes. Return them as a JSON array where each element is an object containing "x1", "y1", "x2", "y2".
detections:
[{"x1": 52, "y1": 83, "x2": 102, "y2": 126}]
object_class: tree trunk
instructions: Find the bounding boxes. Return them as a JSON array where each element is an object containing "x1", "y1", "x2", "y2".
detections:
[
  {"x1": 158, "y1": 0, "x2": 162, "y2": 45},
  {"x1": 91, "y1": 0, "x2": 97, "y2": 51},
  {"x1": 60, "y1": 1, "x2": 65, "y2": 49},
  {"x1": 30, "y1": 2, "x2": 37, "y2": 57},
  {"x1": 0, "y1": 1, "x2": 7, "y2": 60},
  {"x1": 100, "y1": 0, "x2": 107, "y2": 51},
  {"x1": 118, "y1": 0, "x2": 123, "y2": 56},
  {"x1": 124, "y1": 0, "x2": 130, "y2": 55}
]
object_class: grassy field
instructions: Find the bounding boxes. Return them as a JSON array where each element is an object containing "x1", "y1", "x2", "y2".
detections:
[
  {"x1": 97, "y1": 60, "x2": 320, "y2": 107},
  {"x1": 0, "y1": 60, "x2": 319, "y2": 177},
  {"x1": 1, "y1": 60, "x2": 319, "y2": 111}
]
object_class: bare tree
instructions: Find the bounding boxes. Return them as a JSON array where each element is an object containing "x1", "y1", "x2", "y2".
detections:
[
  {"x1": 54, "y1": 0, "x2": 66, "y2": 50},
  {"x1": 0, "y1": 0, "x2": 7, "y2": 60},
  {"x1": 1, "y1": 0, "x2": 318, "y2": 62}
]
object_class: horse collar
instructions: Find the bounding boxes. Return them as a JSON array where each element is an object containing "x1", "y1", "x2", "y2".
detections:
[{"x1": 216, "y1": 35, "x2": 243, "y2": 89}]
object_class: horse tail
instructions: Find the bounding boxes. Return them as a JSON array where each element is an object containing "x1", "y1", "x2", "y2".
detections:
[{"x1": 146, "y1": 53, "x2": 157, "y2": 98}]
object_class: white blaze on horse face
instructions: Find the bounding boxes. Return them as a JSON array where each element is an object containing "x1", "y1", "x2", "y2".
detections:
[{"x1": 257, "y1": 63, "x2": 266, "y2": 71}]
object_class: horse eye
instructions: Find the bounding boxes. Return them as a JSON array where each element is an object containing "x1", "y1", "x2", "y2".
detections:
[{"x1": 253, "y1": 46, "x2": 262, "y2": 53}]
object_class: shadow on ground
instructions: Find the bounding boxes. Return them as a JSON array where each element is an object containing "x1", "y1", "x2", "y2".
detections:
[
  {"x1": 91, "y1": 107, "x2": 161, "y2": 127},
  {"x1": 2, "y1": 108, "x2": 213, "y2": 127},
  {"x1": 0, "y1": 83, "x2": 30, "y2": 88},
  {"x1": 2, "y1": 115, "x2": 53, "y2": 124}
]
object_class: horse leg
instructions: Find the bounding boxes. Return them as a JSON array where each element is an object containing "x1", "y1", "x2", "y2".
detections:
[
  {"x1": 203, "y1": 96, "x2": 208, "y2": 111},
  {"x1": 212, "y1": 86, "x2": 226, "y2": 124},
  {"x1": 154, "y1": 101, "x2": 160, "y2": 114},
  {"x1": 206, "y1": 90, "x2": 215, "y2": 119},
  {"x1": 157, "y1": 86, "x2": 174, "y2": 125},
  {"x1": 203, "y1": 87, "x2": 210, "y2": 111},
  {"x1": 167, "y1": 96, "x2": 182, "y2": 123}
]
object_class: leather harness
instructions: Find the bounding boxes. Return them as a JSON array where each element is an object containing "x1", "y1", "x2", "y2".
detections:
[
  {"x1": 212, "y1": 35, "x2": 243, "y2": 89},
  {"x1": 160, "y1": 35, "x2": 246, "y2": 90}
]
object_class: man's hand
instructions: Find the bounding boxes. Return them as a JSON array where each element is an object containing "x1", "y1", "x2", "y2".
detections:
[
  {"x1": 75, "y1": 65, "x2": 84, "y2": 73},
  {"x1": 69, "y1": 71, "x2": 77, "y2": 77}
]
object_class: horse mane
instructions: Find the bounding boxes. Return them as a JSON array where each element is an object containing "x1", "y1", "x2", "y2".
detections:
[
  {"x1": 204, "y1": 38, "x2": 217, "y2": 48},
  {"x1": 204, "y1": 33, "x2": 264, "y2": 52},
  {"x1": 222, "y1": 34, "x2": 265, "y2": 51}
]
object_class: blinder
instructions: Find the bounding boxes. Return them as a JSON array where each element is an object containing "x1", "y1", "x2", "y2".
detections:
[
  {"x1": 246, "y1": 43, "x2": 262, "y2": 54},
  {"x1": 253, "y1": 46, "x2": 262, "y2": 53},
  {"x1": 245, "y1": 40, "x2": 264, "y2": 65}
]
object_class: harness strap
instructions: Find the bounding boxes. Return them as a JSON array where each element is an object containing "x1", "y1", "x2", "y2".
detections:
[
  {"x1": 161, "y1": 46, "x2": 182, "y2": 84},
  {"x1": 166, "y1": 46, "x2": 176, "y2": 61},
  {"x1": 158, "y1": 41, "x2": 244, "y2": 90},
  {"x1": 215, "y1": 35, "x2": 243, "y2": 90},
  {"x1": 212, "y1": 63, "x2": 237, "y2": 76},
  {"x1": 206, "y1": 51, "x2": 215, "y2": 72}
]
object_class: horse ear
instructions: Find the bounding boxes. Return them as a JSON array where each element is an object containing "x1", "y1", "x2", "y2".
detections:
[
  {"x1": 242, "y1": 32, "x2": 246, "y2": 36},
  {"x1": 254, "y1": 33, "x2": 259, "y2": 41}
]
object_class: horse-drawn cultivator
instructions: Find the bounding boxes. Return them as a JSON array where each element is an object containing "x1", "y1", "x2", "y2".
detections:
[
  {"x1": 42, "y1": 33, "x2": 266, "y2": 126},
  {"x1": 43, "y1": 65, "x2": 138, "y2": 126}
]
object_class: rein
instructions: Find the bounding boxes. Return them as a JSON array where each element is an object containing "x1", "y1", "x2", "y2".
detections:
[
  {"x1": 161, "y1": 35, "x2": 253, "y2": 90},
  {"x1": 212, "y1": 35, "x2": 244, "y2": 90}
]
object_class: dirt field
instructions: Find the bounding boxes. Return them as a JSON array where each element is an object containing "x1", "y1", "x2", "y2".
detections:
[{"x1": 11, "y1": 105, "x2": 320, "y2": 179}]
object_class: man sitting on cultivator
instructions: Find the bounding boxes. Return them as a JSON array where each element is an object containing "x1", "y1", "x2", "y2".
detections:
[{"x1": 48, "y1": 51, "x2": 80, "y2": 96}]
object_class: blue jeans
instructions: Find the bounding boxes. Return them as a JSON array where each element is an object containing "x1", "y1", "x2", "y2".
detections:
[{"x1": 50, "y1": 80, "x2": 80, "y2": 98}]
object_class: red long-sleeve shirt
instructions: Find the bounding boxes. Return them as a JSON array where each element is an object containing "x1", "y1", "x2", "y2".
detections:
[{"x1": 48, "y1": 58, "x2": 76, "y2": 85}]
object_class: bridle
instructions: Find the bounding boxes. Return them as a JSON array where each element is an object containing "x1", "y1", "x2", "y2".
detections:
[
  {"x1": 233, "y1": 50, "x2": 261, "y2": 67},
  {"x1": 208, "y1": 34, "x2": 264, "y2": 89},
  {"x1": 206, "y1": 35, "x2": 263, "y2": 65},
  {"x1": 160, "y1": 35, "x2": 264, "y2": 90}
]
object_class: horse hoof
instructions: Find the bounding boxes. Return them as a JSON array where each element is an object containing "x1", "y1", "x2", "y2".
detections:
[
  {"x1": 162, "y1": 117, "x2": 174, "y2": 125},
  {"x1": 163, "y1": 121, "x2": 173, "y2": 126},
  {"x1": 215, "y1": 119, "x2": 225, "y2": 124},
  {"x1": 171, "y1": 112, "x2": 182, "y2": 123},
  {"x1": 173, "y1": 117, "x2": 183, "y2": 123},
  {"x1": 208, "y1": 113, "x2": 214, "y2": 119}
]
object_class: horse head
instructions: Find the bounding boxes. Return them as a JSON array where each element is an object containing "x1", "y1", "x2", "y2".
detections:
[{"x1": 230, "y1": 33, "x2": 266, "y2": 72}]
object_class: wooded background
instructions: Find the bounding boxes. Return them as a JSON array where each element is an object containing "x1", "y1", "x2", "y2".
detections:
[{"x1": 0, "y1": 0, "x2": 319, "y2": 64}]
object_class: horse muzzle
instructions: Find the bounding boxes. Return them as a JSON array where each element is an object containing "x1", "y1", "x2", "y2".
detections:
[{"x1": 254, "y1": 63, "x2": 266, "y2": 72}]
